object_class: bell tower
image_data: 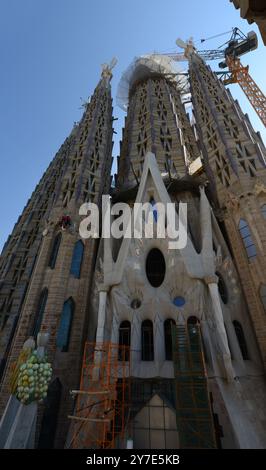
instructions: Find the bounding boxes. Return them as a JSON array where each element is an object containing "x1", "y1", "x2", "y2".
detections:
[
  {"x1": 0, "y1": 66, "x2": 114, "y2": 448},
  {"x1": 117, "y1": 55, "x2": 200, "y2": 189},
  {"x1": 189, "y1": 52, "x2": 266, "y2": 367}
]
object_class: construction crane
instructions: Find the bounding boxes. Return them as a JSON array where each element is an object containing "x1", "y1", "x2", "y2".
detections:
[{"x1": 162, "y1": 28, "x2": 266, "y2": 127}]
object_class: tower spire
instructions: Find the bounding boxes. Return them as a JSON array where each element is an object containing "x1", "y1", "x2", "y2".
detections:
[
  {"x1": 116, "y1": 55, "x2": 199, "y2": 190},
  {"x1": 189, "y1": 52, "x2": 266, "y2": 370},
  {"x1": 101, "y1": 57, "x2": 118, "y2": 82},
  {"x1": 0, "y1": 67, "x2": 114, "y2": 447}
]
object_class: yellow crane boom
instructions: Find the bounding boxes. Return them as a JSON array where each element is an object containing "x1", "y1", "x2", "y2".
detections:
[{"x1": 224, "y1": 55, "x2": 266, "y2": 127}]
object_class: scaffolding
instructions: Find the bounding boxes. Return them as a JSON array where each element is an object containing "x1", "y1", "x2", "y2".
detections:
[
  {"x1": 68, "y1": 342, "x2": 131, "y2": 449},
  {"x1": 224, "y1": 55, "x2": 266, "y2": 127},
  {"x1": 116, "y1": 54, "x2": 189, "y2": 111},
  {"x1": 68, "y1": 329, "x2": 216, "y2": 449},
  {"x1": 172, "y1": 324, "x2": 217, "y2": 449}
]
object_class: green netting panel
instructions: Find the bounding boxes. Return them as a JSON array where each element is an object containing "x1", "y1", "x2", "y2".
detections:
[{"x1": 172, "y1": 325, "x2": 217, "y2": 449}]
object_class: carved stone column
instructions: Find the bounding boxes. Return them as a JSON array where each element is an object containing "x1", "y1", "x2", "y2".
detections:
[{"x1": 205, "y1": 275, "x2": 235, "y2": 382}]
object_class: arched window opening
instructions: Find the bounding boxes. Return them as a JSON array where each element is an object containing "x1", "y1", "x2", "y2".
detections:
[
  {"x1": 56, "y1": 298, "x2": 75, "y2": 352},
  {"x1": 216, "y1": 272, "x2": 228, "y2": 304},
  {"x1": 187, "y1": 316, "x2": 200, "y2": 325},
  {"x1": 260, "y1": 285, "x2": 266, "y2": 312},
  {"x1": 141, "y1": 320, "x2": 154, "y2": 361},
  {"x1": 70, "y1": 240, "x2": 84, "y2": 278},
  {"x1": 38, "y1": 378, "x2": 62, "y2": 449},
  {"x1": 48, "y1": 233, "x2": 62, "y2": 269},
  {"x1": 146, "y1": 248, "x2": 166, "y2": 288},
  {"x1": 238, "y1": 219, "x2": 256, "y2": 260},
  {"x1": 261, "y1": 204, "x2": 266, "y2": 220},
  {"x1": 118, "y1": 321, "x2": 131, "y2": 361},
  {"x1": 30, "y1": 288, "x2": 48, "y2": 339},
  {"x1": 164, "y1": 319, "x2": 175, "y2": 360},
  {"x1": 233, "y1": 320, "x2": 249, "y2": 360}
]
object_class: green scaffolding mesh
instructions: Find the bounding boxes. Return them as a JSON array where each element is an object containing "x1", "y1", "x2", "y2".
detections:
[{"x1": 172, "y1": 324, "x2": 217, "y2": 449}]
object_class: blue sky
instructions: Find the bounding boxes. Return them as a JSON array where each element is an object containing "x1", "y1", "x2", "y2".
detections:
[{"x1": 0, "y1": 0, "x2": 265, "y2": 250}]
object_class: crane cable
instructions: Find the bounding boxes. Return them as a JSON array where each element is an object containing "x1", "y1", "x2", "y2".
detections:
[{"x1": 200, "y1": 29, "x2": 234, "y2": 44}]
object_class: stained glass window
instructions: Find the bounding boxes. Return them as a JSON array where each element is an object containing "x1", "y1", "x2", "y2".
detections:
[
  {"x1": 70, "y1": 240, "x2": 84, "y2": 278},
  {"x1": 238, "y1": 219, "x2": 257, "y2": 259},
  {"x1": 56, "y1": 298, "x2": 74, "y2": 352}
]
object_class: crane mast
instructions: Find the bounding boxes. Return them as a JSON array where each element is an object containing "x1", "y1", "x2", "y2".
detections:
[{"x1": 225, "y1": 56, "x2": 266, "y2": 127}]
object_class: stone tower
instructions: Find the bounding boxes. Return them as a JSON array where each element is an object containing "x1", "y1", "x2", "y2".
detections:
[
  {"x1": 116, "y1": 55, "x2": 200, "y2": 189},
  {"x1": 0, "y1": 66, "x2": 114, "y2": 448},
  {"x1": 189, "y1": 53, "x2": 266, "y2": 367},
  {"x1": 69, "y1": 54, "x2": 266, "y2": 449}
]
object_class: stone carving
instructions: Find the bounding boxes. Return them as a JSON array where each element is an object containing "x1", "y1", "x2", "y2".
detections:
[
  {"x1": 103, "y1": 154, "x2": 235, "y2": 382},
  {"x1": 101, "y1": 57, "x2": 117, "y2": 80},
  {"x1": 11, "y1": 333, "x2": 52, "y2": 405},
  {"x1": 225, "y1": 192, "x2": 240, "y2": 212},
  {"x1": 254, "y1": 180, "x2": 266, "y2": 196}
]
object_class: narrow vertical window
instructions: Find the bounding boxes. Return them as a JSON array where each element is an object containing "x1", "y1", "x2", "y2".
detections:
[
  {"x1": 48, "y1": 233, "x2": 62, "y2": 269},
  {"x1": 233, "y1": 320, "x2": 249, "y2": 360},
  {"x1": 31, "y1": 288, "x2": 48, "y2": 339},
  {"x1": 118, "y1": 320, "x2": 131, "y2": 361},
  {"x1": 238, "y1": 219, "x2": 256, "y2": 259},
  {"x1": 70, "y1": 240, "x2": 84, "y2": 278},
  {"x1": 56, "y1": 298, "x2": 74, "y2": 352},
  {"x1": 164, "y1": 319, "x2": 175, "y2": 360},
  {"x1": 141, "y1": 320, "x2": 154, "y2": 361},
  {"x1": 260, "y1": 285, "x2": 266, "y2": 312}
]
